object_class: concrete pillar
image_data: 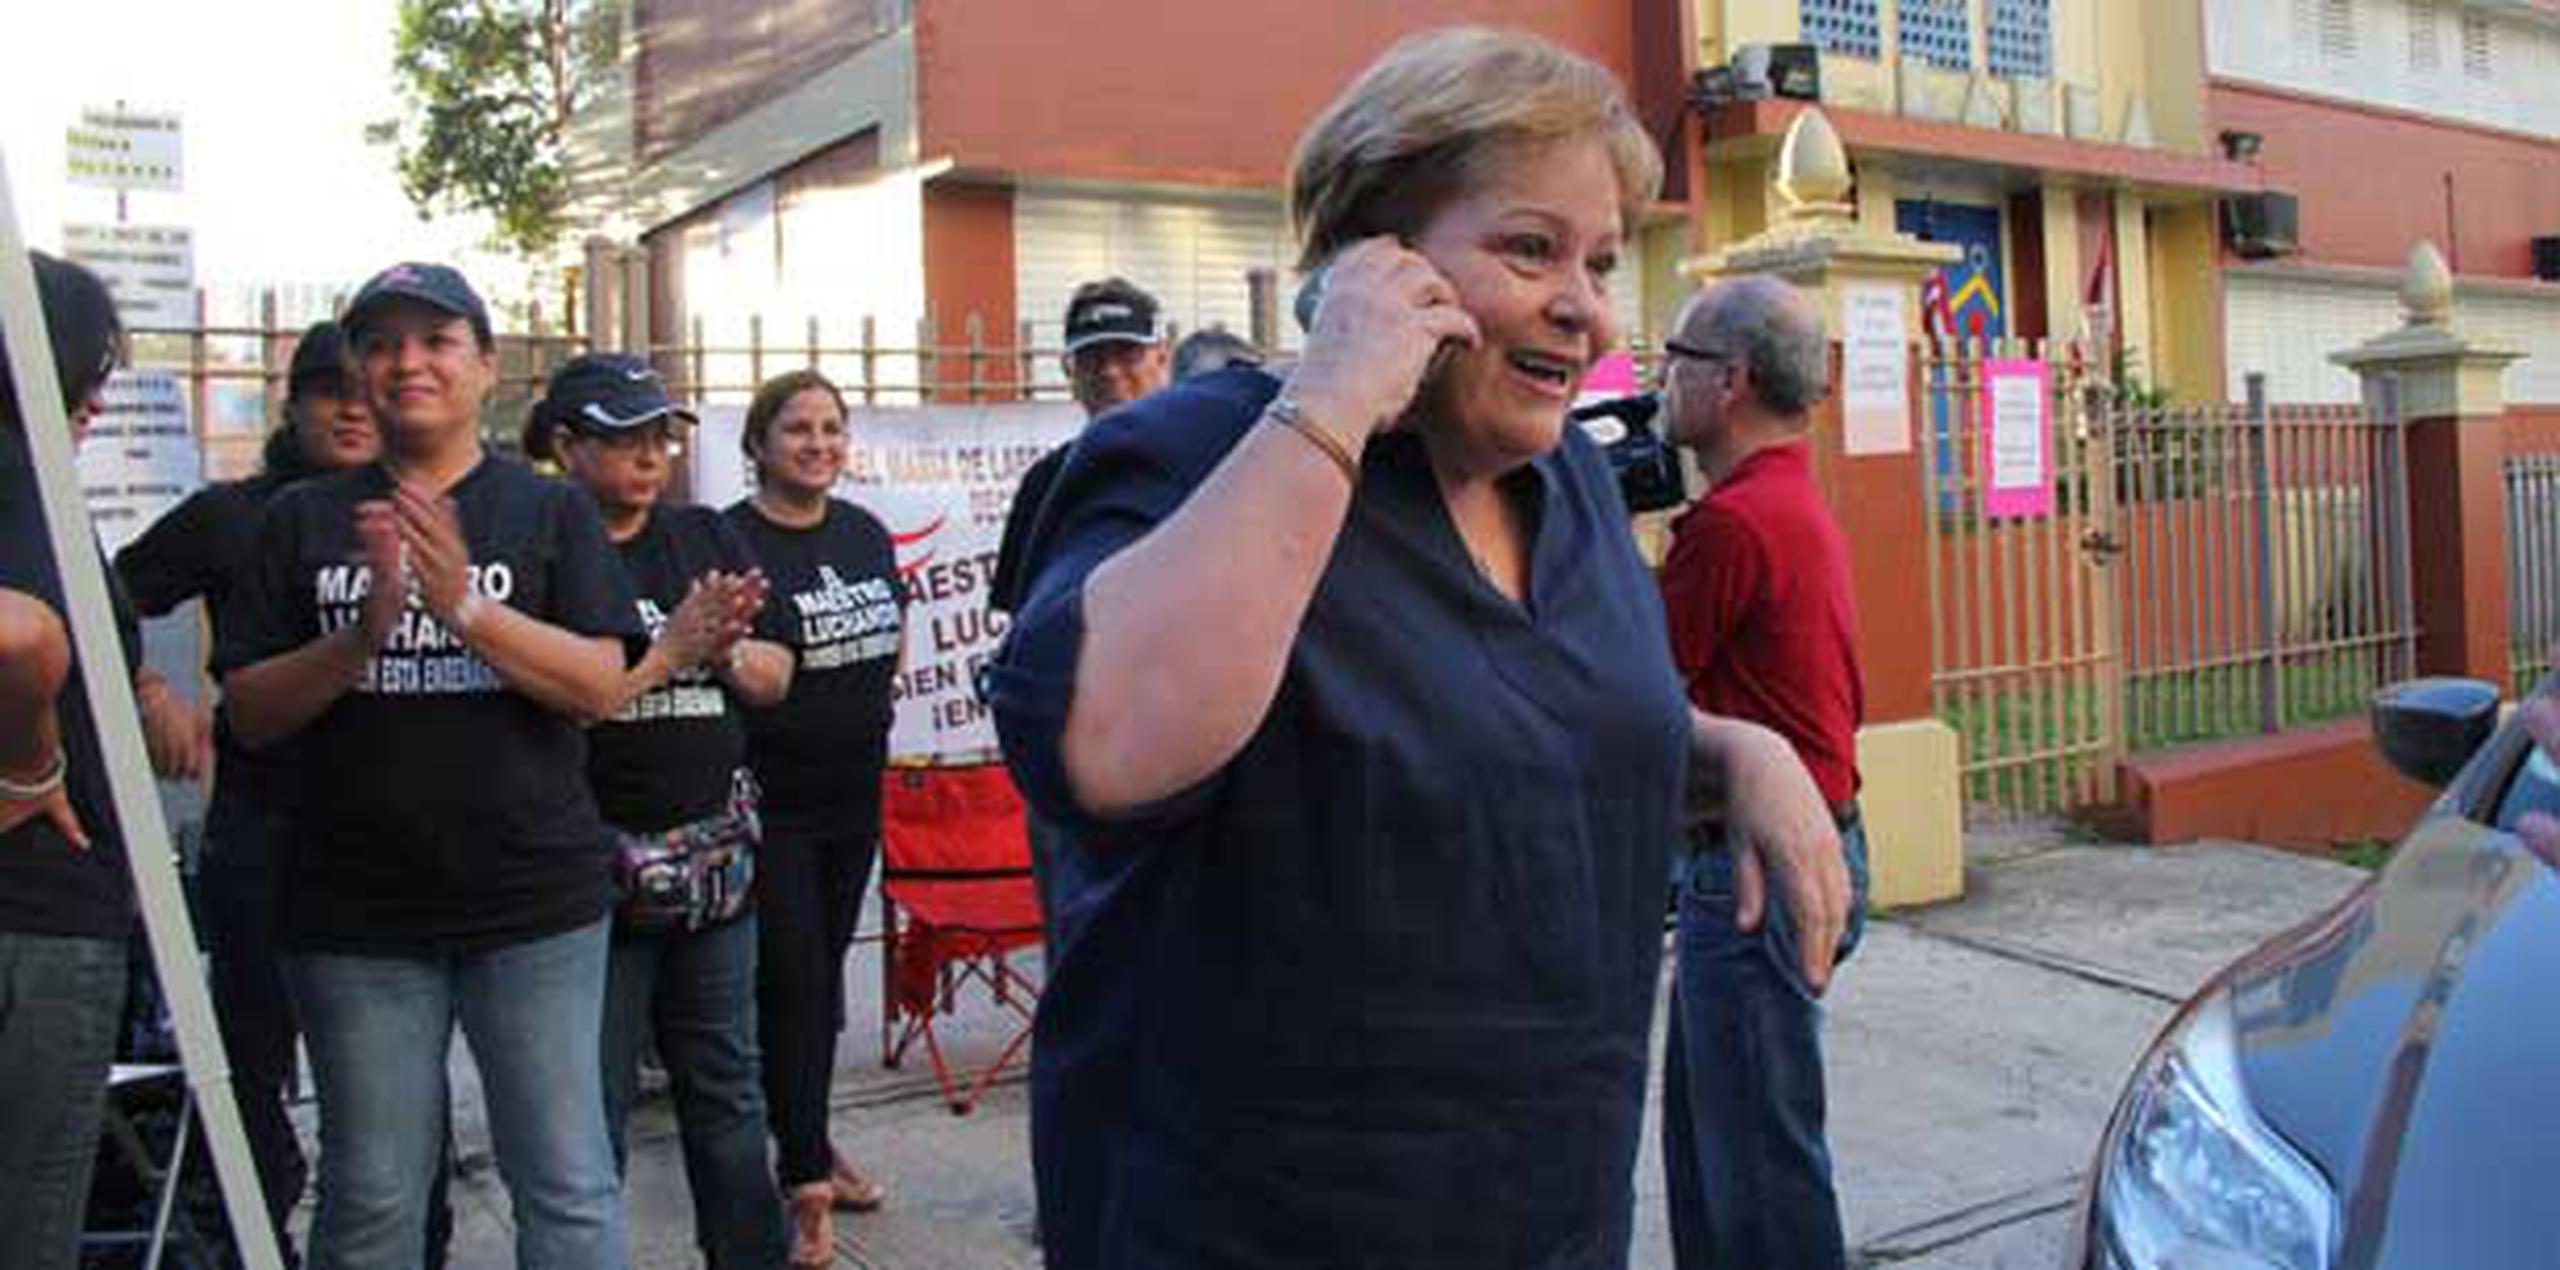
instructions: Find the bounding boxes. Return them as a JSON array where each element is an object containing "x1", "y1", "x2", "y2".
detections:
[
  {"x1": 1682, "y1": 109, "x2": 1967, "y2": 909},
  {"x1": 2334, "y1": 242, "x2": 2521, "y2": 688}
]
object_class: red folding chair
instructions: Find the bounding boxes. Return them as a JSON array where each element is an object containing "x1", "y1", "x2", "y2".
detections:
[{"x1": 877, "y1": 763, "x2": 1044, "y2": 1113}]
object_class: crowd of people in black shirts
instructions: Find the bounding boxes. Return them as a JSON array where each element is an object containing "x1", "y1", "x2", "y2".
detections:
[
  {"x1": 3, "y1": 24, "x2": 1942, "y2": 1270},
  {"x1": 0, "y1": 253, "x2": 912, "y2": 1270}
]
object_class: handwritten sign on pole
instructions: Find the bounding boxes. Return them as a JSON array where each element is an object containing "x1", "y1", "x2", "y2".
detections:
[{"x1": 1978, "y1": 358, "x2": 2053, "y2": 519}]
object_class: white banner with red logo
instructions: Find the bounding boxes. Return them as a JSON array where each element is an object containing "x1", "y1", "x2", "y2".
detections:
[{"x1": 692, "y1": 401, "x2": 1085, "y2": 761}]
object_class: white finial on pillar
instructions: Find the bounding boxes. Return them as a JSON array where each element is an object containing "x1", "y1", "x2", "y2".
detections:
[
  {"x1": 1776, "y1": 108, "x2": 1855, "y2": 223},
  {"x1": 2402, "y1": 240, "x2": 2453, "y2": 328}
]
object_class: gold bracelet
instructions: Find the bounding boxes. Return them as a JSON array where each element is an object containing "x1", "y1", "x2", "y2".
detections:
[{"x1": 1265, "y1": 396, "x2": 1361, "y2": 488}]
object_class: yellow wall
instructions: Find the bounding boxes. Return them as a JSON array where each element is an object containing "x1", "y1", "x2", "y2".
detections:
[{"x1": 2145, "y1": 203, "x2": 2224, "y2": 403}]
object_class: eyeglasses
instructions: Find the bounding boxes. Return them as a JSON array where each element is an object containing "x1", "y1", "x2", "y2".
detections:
[{"x1": 1661, "y1": 338, "x2": 1731, "y2": 366}]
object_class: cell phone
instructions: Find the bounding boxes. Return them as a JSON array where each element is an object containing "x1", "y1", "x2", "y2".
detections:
[{"x1": 1294, "y1": 256, "x2": 1462, "y2": 407}]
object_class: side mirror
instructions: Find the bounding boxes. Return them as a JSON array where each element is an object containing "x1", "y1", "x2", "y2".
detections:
[{"x1": 2371, "y1": 677, "x2": 2502, "y2": 788}]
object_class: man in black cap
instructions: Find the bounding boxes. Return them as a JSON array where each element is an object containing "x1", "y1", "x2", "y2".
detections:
[
  {"x1": 217, "y1": 261, "x2": 641, "y2": 1270},
  {"x1": 541, "y1": 351, "x2": 799, "y2": 1270},
  {"x1": 114, "y1": 319, "x2": 384, "y2": 1259},
  {"x1": 989, "y1": 276, "x2": 1171, "y2": 616}
]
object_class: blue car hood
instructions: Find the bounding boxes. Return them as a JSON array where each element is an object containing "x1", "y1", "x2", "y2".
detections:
[{"x1": 2230, "y1": 815, "x2": 2560, "y2": 1268}]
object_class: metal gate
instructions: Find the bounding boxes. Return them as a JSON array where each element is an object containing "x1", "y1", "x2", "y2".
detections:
[{"x1": 1920, "y1": 339, "x2": 2124, "y2": 813}]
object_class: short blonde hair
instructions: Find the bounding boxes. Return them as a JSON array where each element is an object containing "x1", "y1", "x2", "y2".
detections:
[{"x1": 1288, "y1": 27, "x2": 1663, "y2": 271}]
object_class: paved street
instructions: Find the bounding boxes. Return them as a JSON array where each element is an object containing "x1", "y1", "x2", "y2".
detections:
[{"x1": 420, "y1": 820, "x2": 2366, "y2": 1269}]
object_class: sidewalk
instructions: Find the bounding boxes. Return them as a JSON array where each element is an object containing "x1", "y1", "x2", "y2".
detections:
[{"x1": 431, "y1": 820, "x2": 2366, "y2": 1269}]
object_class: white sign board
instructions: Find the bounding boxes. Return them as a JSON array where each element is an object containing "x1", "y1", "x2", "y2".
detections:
[
  {"x1": 693, "y1": 400, "x2": 1085, "y2": 761},
  {"x1": 1841, "y1": 283, "x2": 1911, "y2": 456},
  {"x1": 78, "y1": 370, "x2": 200, "y2": 554},
  {"x1": 65, "y1": 107, "x2": 183, "y2": 193},
  {"x1": 62, "y1": 223, "x2": 194, "y2": 328}
]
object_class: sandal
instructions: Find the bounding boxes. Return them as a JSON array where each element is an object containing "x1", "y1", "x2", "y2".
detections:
[
  {"x1": 788, "y1": 1181, "x2": 837, "y2": 1268},
  {"x1": 829, "y1": 1149, "x2": 889, "y2": 1212}
]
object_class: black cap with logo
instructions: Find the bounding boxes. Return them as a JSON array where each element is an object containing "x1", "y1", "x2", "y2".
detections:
[
  {"x1": 341, "y1": 262, "x2": 493, "y2": 347},
  {"x1": 1062, "y1": 276, "x2": 1162, "y2": 354},
  {"x1": 534, "y1": 353, "x2": 695, "y2": 441}
]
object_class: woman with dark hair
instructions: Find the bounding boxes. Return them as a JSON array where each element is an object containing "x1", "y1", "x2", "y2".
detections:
[
  {"x1": 723, "y1": 369, "x2": 905, "y2": 1268},
  {"x1": 0, "y1": 251, "x2": 206, "y2": 1270},
  {"x1": 985, "y1": 28, "x2": 1849, "y2": 1270},
  {"x1": 112, "y1": 320, "x2": 381, "y2": 1254}
]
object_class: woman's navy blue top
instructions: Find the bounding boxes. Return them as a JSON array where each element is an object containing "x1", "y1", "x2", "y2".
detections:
[{"x1": 987, "y1": 368, "x2": 1690, "y2": 1270}]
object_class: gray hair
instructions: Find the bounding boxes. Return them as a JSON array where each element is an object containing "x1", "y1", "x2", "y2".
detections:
[{"x1": 1693, "y1": 276, "x2": 1830, "y2": 417}]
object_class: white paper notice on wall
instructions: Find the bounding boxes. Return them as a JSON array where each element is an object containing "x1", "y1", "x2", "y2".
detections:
[{"x1": 1842, "y1": 283, "x2": 1911, "y2": 456}]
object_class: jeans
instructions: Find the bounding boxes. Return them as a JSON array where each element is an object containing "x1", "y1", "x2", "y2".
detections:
[
  {"x1": 199, "y1": 796, "x2": 309, "y2": 1244},
  {"x1": 0, "y1": 931, "x2": 128, "y2": 1270},
  {"x1": 288, "y1": 917, "x2": 626, "y2": 1270},
  {"x1": 1661, "y1": 812, "x2": 1871, "y2": 1270},
  {"x1": 602, "y1": 914, "x2": 788, "y2": 1270},
  {"x1": 756, "y1": 808, "x2": 877, "y2": 1188}
]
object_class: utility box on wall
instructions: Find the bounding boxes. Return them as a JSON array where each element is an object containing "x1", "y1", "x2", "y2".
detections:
[{"x1": 2223, "y1": 192, "x2": 2300, "y2": 260}]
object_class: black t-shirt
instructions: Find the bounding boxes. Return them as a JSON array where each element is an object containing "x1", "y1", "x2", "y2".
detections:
[
  {"x1": 212, "y1": 456, "x2": 643, "y2": 954},
  {"x1": 115, "y1": 446, "x2": 325, "y2": 808},
  {"x1": 586, "y1": 506, "x2": 760, "y2": 834},
  {"x1": 0, "y1": 429, "x2": 144, "y2": 939},
  {"x1": 990, "y1": 442, "x2": 1070, "y2": 616},
  {"x1": 722, "y1": 498, "x2": 904, "y2": 816}
]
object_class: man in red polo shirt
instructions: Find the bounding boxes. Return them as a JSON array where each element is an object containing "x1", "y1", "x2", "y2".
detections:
[{"x1": 1655, "y1": 274, "x2": 1870, "y2": 1270}]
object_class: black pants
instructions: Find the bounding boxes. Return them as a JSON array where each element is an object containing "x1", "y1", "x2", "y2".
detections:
[
  {"x1": 198, "y1": 797, "x2": 306, "y2": 1245},
  {"x1": 755, "y1": 804, "x2": 879, "y2": 1188}
]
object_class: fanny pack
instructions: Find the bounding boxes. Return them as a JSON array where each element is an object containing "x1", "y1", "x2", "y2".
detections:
[{"x1": 613, "y1": 770, "x2": 760, "y2": 934}]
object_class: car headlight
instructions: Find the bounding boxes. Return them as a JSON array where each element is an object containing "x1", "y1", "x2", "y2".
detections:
[{"x1": 2094, "y1": 991, "x2": 2337, "y2": 1270}]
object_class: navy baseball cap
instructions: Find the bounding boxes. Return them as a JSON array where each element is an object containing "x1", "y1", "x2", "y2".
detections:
[
  {"x1": 342, "y1": 262, "x2": 492, "y2": 346},
  {"x1": 1063, "y1": 277, "x2": 1162, "y2": 354},
  {"x1": 536, "y1": 353, "x2": 695, "y2": 440},
  {"x1": 286, "y1": 321, "x2": 351, "y2": 396}
]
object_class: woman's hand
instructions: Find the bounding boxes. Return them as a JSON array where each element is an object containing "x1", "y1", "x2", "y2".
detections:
[
  {"x1": 134, "y1": 667, "x2": 211, "y2": 783},
  {"x1": 1284, "y1": 236, "x2": 1481, "y2": 440},
  {"x1": 389, "y1": 483, "x2": 475, "y2": 629},
  {"x1": 353, "y1": 500, "x2": 408, "y2": 650},
  {"x1": 1696, "y1": 715, "x2": 1852, "y2": 995},
  {"x1": 658, "y1": 571, "x2": 765, "y2": 670}
]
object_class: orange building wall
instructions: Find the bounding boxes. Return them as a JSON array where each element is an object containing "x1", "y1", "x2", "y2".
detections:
[
  {"x1": 922, "y1": 182, "x2": 1021, "y2": 400},
  {"x1": 2209, "y1": 81, "x2": 2560, "y2": 278},
  {"x1": 912, "y1": 0, "x2": 1643, "y2": 189}
]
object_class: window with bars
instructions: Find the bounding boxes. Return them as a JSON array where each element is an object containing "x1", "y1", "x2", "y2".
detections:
[
  {"x1": 1987, "y1": 0, "x2": 2051, "y2": 77},
  {"x1": 1801, "y1": 0, "x2": 1882, "y2": 61},
  {"x1": 2409, "y1": 0, "x2": 2440, "y2": 72},
  {"x1": 1899, "y1": 0, "x2": 1973, "y2": 70},
  {"x1": 2462, "y1": 11, "x2": 2494, "y2": 79}
]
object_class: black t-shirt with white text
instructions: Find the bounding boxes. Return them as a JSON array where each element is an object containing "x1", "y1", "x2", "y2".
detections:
[
  {"x1": 723, "y1": 498, "x2": 904, "y2": 816},
  {"x1": 213, "y1": 456, "x2": 642, "y2": 954},
  {"x1": 0, "y1": 427, "x2": 143, "y2": 939},
  {"x1": 587, "y1": 505, "x2": 759, "y2": 834}
]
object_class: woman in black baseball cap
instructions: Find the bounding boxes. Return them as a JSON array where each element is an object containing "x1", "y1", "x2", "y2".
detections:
[
  {"x1": 542, "y1": 352, "x2": 799, "y2": 1268},
  {"x1": 216, "y1": 262, "x2": 643, "y2": 1270}
]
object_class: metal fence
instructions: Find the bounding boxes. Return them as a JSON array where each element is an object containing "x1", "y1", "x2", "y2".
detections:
[
  {"x1": 1921, "y1": 348, "x2": 2416, "y2": 815},
  {"x1": 2111, "y1": 377, "x2": 2414, "y2": 753},
  {"x1": 2507, "y1": 452, "x2": 2560, "y2": 694}
]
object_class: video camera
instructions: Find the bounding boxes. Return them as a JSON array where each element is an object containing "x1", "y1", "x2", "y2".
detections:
[{"x1": 1570, "y1": 391, "x2": 1687, "y2": 514}]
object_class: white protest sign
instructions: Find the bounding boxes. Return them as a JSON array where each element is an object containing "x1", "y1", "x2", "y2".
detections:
[
  {"x1": 62, "y1": 223, "x2": 194, "y2": 328},
  {"x1": 77, "y1": 369, "x2": 200, "y2": 554},
  {"x1": 1842, "y1": 283, "x2": 1911, "y2": 456},
  {"x1": 693, "y1": 399, "x2": 1084, "y2": 760},
  {"x1": 66, "y1": 107, "x2": 183, "y2": 193}
]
